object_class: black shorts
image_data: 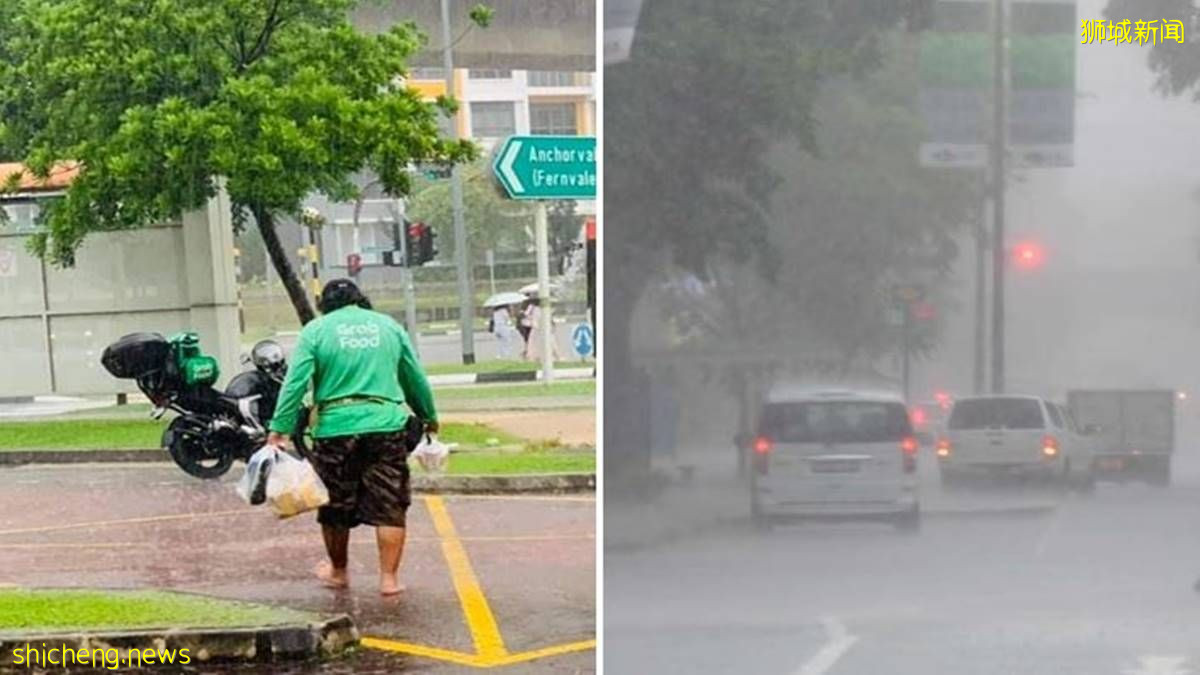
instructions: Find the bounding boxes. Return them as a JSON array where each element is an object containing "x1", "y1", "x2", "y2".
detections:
[{"x1": 309, "y1": 418, "x2": 422, "y2": 529}]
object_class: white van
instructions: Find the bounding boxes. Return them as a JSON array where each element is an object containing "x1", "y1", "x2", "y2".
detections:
[
  {"x1": 939, "y1": 395, "x2": 1095, "y2": 490},
  {"x1": 749, "y1": 388, "x2": 920, "y2": 531}
]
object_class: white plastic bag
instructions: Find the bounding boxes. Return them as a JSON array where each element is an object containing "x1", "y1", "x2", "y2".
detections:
[
  {"x1": 265, "y1": 450, "x2": 330, "y2": 519},
  {"x1": 236, "y1": 445, "x2": 278, "y2": 505},
  {"x1": 411, "y1": 434, "x2": 450, "y2": 473}
]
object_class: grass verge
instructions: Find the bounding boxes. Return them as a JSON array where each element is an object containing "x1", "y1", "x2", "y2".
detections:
[
  {"x1": 0, "y1": 419, "x2": 520, "y2": 451},
  {"x1": 423, "y1": 360, "x2": 585, "y2": 376},
  {"x1": 0, "y1": 589, "x2": 314, "y2": 633},
  {"x1": 435, "y1": 380, "x2": 594, "y2": 400},
  {"x1": 420, "y1": 450, "x2": 595, "y2": 475}
]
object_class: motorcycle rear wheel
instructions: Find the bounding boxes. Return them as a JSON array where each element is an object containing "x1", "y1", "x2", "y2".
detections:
[{"x1": 163, "y1": 416, "x2": 234, "y2": 479}]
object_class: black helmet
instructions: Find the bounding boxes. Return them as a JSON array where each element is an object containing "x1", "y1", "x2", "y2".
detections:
[{"x1": 250, "y1": 340, "x2": 287, "y2": 381}]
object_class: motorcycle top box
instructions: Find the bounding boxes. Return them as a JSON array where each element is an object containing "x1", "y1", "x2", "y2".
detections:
[{"x1": 101, "y1": 332, "x2": 171, "y2": 379}]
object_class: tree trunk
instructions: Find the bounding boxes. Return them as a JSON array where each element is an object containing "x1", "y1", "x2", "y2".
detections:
[
  {"x1": 603, "y1": 262, "x2": 655, "y2": 500},
  {"x1": 254, "y1": 206, "x2": 316, "y2": 325}
]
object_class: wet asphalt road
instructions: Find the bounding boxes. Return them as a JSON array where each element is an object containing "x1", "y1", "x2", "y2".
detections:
[
  {"x1": 0, "y1": 464, "x2": 595, "y2": 673},
  {"x1": 605, "y1": 478, "x2": 1200, "y2": 674}
]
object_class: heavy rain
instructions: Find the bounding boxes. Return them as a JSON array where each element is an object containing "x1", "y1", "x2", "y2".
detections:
[{"x1": 605, "y1": 0, "x2": 1200, "y2": 673}]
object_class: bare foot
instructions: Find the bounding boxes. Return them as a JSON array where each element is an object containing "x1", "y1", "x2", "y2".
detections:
[
  {"x1": 315, "y1": 561, "x2": 349, "y2": 590},
  {"x1": 379, "y1": 575, "x2": 406, "y2": 596}
]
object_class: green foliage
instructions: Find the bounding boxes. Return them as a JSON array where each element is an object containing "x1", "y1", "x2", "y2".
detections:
[
  {"x1": 406, "y1": 159, "x2": 534, "y2": 260},
  {"x1": 0, "y1": 0, "x2": 476, "y2": 266},
  {"x1": 469, "y1": 4, "x2": 495, "y2": 29},
  {"x1": 1103, "y1": 0, "x2": 1196, "y2": 97},
  {"x1": 606, "y1": 0, "x2": 920, "y2": 281}
]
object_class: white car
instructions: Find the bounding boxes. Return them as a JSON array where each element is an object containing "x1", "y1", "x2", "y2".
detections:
[
  {"x1": 749, "y1": 388, "x2": 920, "y2": 531},
  {"x1": 938, "y1": 395, "x2": 1095, "y2": 490}
]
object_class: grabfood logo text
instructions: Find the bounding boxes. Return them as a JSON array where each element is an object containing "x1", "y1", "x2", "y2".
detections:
[{"x1": 338, "y1": 323, "x2": 381, "y2": 349}]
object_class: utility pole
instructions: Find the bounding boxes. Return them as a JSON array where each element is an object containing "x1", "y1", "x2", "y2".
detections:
[
  {"x1": 534, "y1": 203, "x2": 555, "y2": 382},
  {"x1": 902, "y1": 301, "x2": 912, "y2": 402},
  {"x1": 989, "y1": 0, "x2": 1007, "y2": 394},
  {"x1": 441, "y1": 0, "x2": 475, "y2": 364},
  {"x1": 973, "y1": 202, "x2": 987, "y2": 394},
  {"x1": 387, "y1": 200, "x2": 421, "y2": 356}
]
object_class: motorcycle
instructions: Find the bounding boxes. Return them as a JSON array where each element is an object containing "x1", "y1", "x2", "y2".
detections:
[{"x1": 100, "y1": 331, "x2": 308, "y2": 479}]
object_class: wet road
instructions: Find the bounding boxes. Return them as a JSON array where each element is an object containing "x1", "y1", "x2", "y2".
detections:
[
  {"x1": 0, "y1": 464, "x2": 595, "y2": 673},
  {"x1": 606, "y1": 479, "x2": 1200, "y2": 674}
]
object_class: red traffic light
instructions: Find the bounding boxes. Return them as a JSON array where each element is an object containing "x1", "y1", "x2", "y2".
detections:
[
  {"x1": 1012, "y1": 240, "x2": 1044, "y2": 269},
  {"x1": 911, "y1": 301, "x2": 936, "y2": 320}
]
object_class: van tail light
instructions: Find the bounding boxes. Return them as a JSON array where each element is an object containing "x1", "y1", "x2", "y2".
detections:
[
  {"x1": 901, "y1": 436, "x2": 918, "y2": 473},
  {"x1": 1042, "y1": 435, "x2": 1059, "y2": 458},
  {"x1": 935, "y1": 438, "x2": 952, "y2": 458},
  {"x1": 752, "y1": 436, "x2": 772, "y2": 475}
]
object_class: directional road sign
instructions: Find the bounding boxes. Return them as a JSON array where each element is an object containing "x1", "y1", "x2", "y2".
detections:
[
  {"x1": 493, "y1": 135, "x2": 596, "y2": 200},
  {"x1": 572, "y1": 323, "x2": 594, "y2": 358}
]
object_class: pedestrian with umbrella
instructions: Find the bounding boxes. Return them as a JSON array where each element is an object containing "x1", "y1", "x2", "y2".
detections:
[{"x1": 483, "y1": 291, "x2": 525, "y2": 360}]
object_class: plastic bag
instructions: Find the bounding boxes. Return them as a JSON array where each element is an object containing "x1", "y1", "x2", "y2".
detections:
[
  {"x1": 411, "y1": 434, "x2": 450, "y2": 473},
  {"x1": 236, "y1": 445, "x2": 278, "y2": 505},
  {"x1": 265, "y1": 451, "x2": 330, "y2": 519}
]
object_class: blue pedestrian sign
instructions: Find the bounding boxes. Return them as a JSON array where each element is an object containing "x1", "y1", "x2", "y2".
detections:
[{"x1": 572, "y1": 323, "x2": 594, "y2": 358}]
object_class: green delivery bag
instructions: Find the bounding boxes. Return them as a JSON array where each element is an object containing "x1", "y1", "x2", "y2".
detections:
[{"x1": 168, "y1": 332, "x2": 220, "y2": 387}]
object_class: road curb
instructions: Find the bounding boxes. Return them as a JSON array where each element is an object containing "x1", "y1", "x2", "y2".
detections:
[
  {"x1": 412, "y1": 472, "x2": 596, "y2": 493},
  {"x1": 427, "y1": 367, "x2": 594, "y2": 386},
  {"x1": 0, "y1": 449, "x2": 164, "y2": 465},
  {"x1": 0, "y1": 614, "x2": 358, "y2": 668},
  {"x1": 0, "y1": 455, "x2": 596, "y2": 493}
]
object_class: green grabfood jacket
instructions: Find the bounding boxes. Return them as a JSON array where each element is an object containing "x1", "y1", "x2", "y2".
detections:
[{"x1": 269, "y1": 305, "x2": 437, "y2": 439}]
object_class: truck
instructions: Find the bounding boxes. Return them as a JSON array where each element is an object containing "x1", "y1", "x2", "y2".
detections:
[{"x1": 1066, "y1": 390, "x2": 1176, "y2": 486}]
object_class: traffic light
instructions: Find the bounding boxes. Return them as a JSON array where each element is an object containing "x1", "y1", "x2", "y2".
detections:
[
  {"x1": 405, "y1": 221, "x2": 437, "y2": 266},
  {"x1": 1012, "y1": 240, "x2": 1045, "y2": 269}
]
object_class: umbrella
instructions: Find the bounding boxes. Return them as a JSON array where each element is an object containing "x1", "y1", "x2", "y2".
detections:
[
  {"x1": 482, "y1": 291, "x2": 527, "y2": 308},
  {"x1": 519, "y1": 282, "x2": 560, "y2": 297}
]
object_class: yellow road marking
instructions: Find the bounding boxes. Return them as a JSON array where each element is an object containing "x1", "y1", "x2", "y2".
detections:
[
  {"x1": 361, "y1": 496, "x2": 595, "y2": 668},
  {"x1": 360, "y1": 638, "x2": 485, "y2": 668},
  {"x1": 489, "y1": 639, "x2": 598, "y2": 667},
  {"x1": 425, "y1": 495, "x2": 509, "y2": 659},
  {"x1": 0, "y1": 509, "x2": 252, "y2": 538},
  {"x1": 0, "y1": 497, "x2": 595, "y2": 668},
  {"x1": 362, "y1": 636, "x2": 597, "y2": 669}
]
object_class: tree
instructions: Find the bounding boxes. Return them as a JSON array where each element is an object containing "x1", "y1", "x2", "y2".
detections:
[
  {"x1": 0, "y1": 0, "x2": 478, "y2": 324},
  {"x1": 406, "y1": 159, "x2": 534, "y2": 261},
  {"x1": 605, "y1": 0, "x2": 931, "y2": 488},
  {"x1": 1102, "y1": 1, "x2": 1198, "y2": 97},
  {"x1": 547, "y1": 200, "x2": 584, "y2": 273}
]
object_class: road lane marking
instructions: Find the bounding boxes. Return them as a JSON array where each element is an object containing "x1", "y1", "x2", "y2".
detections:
[
  {"x1": 443, "y1": 494, "x2": 595, "y2": 503},
  {"x1": 362, "y1": 495, "x2": 595, "y2": 668},
  {"x1": 794, "y1": 617, "x2": 858, "y2": 675},
  {"x1": 0, "y1": 509, "x2": 252, "y2": 537},
  {"x1": 0, "y1": 533, "x2": 595, "y2": 551},
  {"x1": 362, "y1": 637, "x2": 596, "y2": 669},
  {"x1": 425, "y1": 495, "x2": 509, "y2": 659},
  {"x1": 1124, "y1": 655, "x2": 1191, "y2": 675},
  {"x1": 0, "y1": 495, "x2": 595, "y2": 668}
]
